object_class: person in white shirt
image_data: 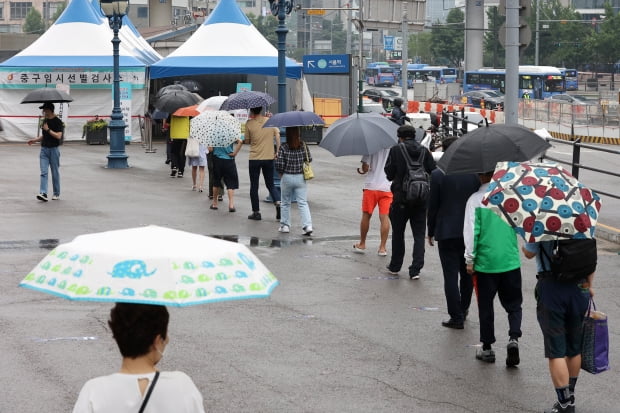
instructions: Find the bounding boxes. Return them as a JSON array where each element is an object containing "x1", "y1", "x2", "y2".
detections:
[
  {"x1": 72, "y1": 303, "x2": 205, "y2": 413},
  {"x1": 353, "y1": 148, "x2": 393, "y2": 256}
]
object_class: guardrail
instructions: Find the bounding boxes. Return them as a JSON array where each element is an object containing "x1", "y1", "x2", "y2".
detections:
[{"x1": 541, "y1": 137, "x2": 620, "y2": 200}]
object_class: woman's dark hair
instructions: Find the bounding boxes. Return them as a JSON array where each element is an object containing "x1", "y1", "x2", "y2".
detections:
[
  {"x1": 249, "y1": 107, "x2": 263, "y2": 115},
  {"x1": 285, "y1": 127, "x2": 301, "y2": 150},
  {"x1": 108, "y1": 303, "x2": 169, "y2": 358}
]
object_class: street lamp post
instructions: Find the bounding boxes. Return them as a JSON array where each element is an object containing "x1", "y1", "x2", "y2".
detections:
[
  {"x1": 101, "y1": 0, "x2": 129, "y2": 169},
  {"x1": 269, "y1": 0, "x2": 294, "y2": 115}
]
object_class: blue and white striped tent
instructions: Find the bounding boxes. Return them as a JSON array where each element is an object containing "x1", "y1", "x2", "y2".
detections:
[
  {"x1": 0, "y1": 0, "x2": 155, "y2": 142},
  {"x1": 150, "y1": 0, "x2": 302, "y2": 80}
]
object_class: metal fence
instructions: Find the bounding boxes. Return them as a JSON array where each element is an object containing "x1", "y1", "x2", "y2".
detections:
[
  {"x1": 519, "y1": 99, "x2": 620, "y2": 139},
  {"x1": 541, "y1": 137, "x2": 620, "y2": 200}
]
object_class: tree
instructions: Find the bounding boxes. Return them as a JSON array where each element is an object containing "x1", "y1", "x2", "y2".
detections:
[
  {"x1": 584, "y1": 3, "x2": 620, "y2": 71},
  {"x1": 409, "y1": 32, "x2": 433, "y2": 64},
  {"x1": 51, "y1": 2, "x2": 66, "y2": 24},
  {"x1": 483, "y1": 6, "x2": 505, "y2": 67},
  {"x1": 23, "y1": 7, "x2": 44, "y2": 34},
  {"x1": 430, "y1": 8, "x2": 464, "y2": 67},
  {"x1": 523, "y1": 0, "x2": 591, "y2": 66}
]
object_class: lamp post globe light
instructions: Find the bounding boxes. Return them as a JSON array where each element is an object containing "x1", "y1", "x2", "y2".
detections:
[{"x1": 101, "y1": 0, "x2": 129, "y2": 168}]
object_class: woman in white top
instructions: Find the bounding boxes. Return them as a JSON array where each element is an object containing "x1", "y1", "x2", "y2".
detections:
[{"x1": 72, "y1": 303, "x2": 205, "y2": 413}]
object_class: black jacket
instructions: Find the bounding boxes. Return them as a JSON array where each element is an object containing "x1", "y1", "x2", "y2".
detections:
[
  {"x1": 427, "y1": 169, "x2": 480, "y2": 241},
  {"x1": 384, "y1": 139, "x2": 436, "y2": 205}
]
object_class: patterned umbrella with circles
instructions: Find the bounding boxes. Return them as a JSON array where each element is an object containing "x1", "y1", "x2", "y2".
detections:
[
  {"x1": 191, "y1": 110, "x2": 241, "y2": 147},
  {"x1": 482, "y1": 161, "x2": 602, "y2": 242},
  {"x1": 220, "y1": 91, "x2": 275, "y2": 111}
]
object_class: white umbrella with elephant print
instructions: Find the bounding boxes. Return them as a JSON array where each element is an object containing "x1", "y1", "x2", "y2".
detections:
[{"x1": 19, "y1": 226, "x2": 279, "y2": 307}]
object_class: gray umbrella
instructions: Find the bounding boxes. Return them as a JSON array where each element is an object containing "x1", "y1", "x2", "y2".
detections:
[
  {"x1": 437, "y1": 123, "x2": 552, "y2": 175},
  {"x1": 155, "y1": 84, "x2": 188, "y2": 99},
  {"x1": 155, "y1": 90, "x2": 201, "y2": 114},
  {"x1": 21, "y1": 88, "x2": 73, "y2": 104},
  {"x1": 263, "y1": 111, "x2": 325, "y2": 128},
  {"x1": 319, "y1": 112, "x2": 399, "y2": 156},
  {"x1": 220, "y1": 91, "x2": 275, "y2": 111}
]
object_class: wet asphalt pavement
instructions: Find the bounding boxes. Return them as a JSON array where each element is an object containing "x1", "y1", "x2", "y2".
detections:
[{"x1": 1, "y1": 141, "x2": 619, "y2": 413}]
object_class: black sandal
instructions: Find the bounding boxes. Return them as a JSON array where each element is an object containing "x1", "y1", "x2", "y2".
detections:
[{"x1": 210, "y1": 205, "x2": 218, "y2": 210}]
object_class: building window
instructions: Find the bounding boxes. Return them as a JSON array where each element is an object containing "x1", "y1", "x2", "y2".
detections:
[
  {"x1": 238, "y1": 0, "x2": 256, "y2": 7},
  {"x1": 0, "y1": 3, "x2": 4, "y2": 19},
  {"x1": 10, "y1": 2, "x2": 32, "y2": 19},
  {"x1": 136, "y1": 6, "x2": 147, "y2": 18},
  {"x1": 42, "y1": 2, "x2": 63, "y2": 20}
]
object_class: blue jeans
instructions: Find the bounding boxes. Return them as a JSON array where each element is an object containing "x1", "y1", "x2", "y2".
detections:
[
  {"x1": 249, "y1": 159, "x2": 280, "y2": 212},
  {"x1": 40, "y1": 146, "x2": 60, "y2": 196},
  {"x1": 280, "y1": 173, "x2": 312, "y2": 229}
]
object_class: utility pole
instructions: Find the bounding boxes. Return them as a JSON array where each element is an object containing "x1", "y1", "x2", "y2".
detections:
[{"x1": 401, "y1": 1, "x2": 409, "y2": 105}]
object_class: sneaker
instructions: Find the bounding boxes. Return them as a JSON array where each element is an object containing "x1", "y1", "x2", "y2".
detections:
[
  {"x1": 385, "y1": 266, "x2": 399, "y2": 276},
  {"x1": 170, "y1": 169, "x2": 177, "y2": 177},
  {"x1": 36, "y1": 193, "x2": 48, "y2": 202},
  {"x1": 248, "y1": 212, "x2": 262, "y2": 221},
  {"x1": 276, "y1": 204, "x2": 281, "y2": 220},
  {"x1": 506, "y1": 338, "x2": 520, "y2": 367},
  {"x1": 51, "y1": 195, "x2": 60, "y2": 200},
  {"x1": 302, "y1": 225, "x2": 313, "y2": 236},
  {"x1": 278, "y1": 224, "x2": 290, "y2": 233},
  {"x1": 177, "y1": 171, "x2": 184, "y2": 178},
  {"x1": 544, "y1": 402, "x2": 575, "y2": 413},
  {"x1": 476, "y1": 347, "x2": 496, "y2": 363},
  {"x1": 218, "y1": 195, "x2": 223, "y2": 201},
  {"x1": 410, "y1": 273, "x2": 420, "y2": 280}
]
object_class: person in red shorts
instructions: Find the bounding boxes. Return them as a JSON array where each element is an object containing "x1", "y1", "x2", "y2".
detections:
[{"x1": 353, "y1": 147, "x2": 393, "y2": 257}]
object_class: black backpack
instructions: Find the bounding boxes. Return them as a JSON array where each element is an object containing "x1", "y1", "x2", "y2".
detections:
[
  {"x1": 398, "y1": 143, "x2": 430, "y2": 206},
  {"x1": 540, "y1": 238, "x2": 597, "y2": 282}
]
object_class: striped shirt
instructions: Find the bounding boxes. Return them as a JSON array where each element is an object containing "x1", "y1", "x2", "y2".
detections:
[{"x1": 275, "y1": 143, "x2": 312, "y2": 175}]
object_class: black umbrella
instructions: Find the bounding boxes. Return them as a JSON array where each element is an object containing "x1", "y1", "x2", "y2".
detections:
[
  {"x1": 155, "y1": 90, "x2": 201, "y2": 114},
  {"x1": 436, "y1": 123, "x2": 552, "y2": 175},
  {"x1": 21, "y1": 88, "x2": 73, "y2": 104},
  {"x1": 155, "y1": 84, "x2": 188, "y2": 99},
  {"x1": 179, "y1": 79, "x2": 202, "y2": 94}
]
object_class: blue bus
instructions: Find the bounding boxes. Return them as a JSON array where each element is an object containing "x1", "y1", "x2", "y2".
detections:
[
  {"x1": 401, "y1": 65, "x2": 457, "y2": 87},
  {"x1": 463, "y1": 66, "x2": 565, "y2": 99},
  {"x1": 365, "y1": 63, "x2": 396, "y2": 87},
  {"x1": 559, "y1": 68, "x2": 578, "y2": 91}
]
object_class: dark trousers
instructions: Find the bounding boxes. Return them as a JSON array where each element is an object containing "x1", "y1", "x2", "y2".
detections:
[
  {"x1": 249, "y1": 159, "x2": 280, "y2": 212},
  {"x1": 207, "y1": 152, "x2": 223, "y2": 197},
  {"x1": 170, "y1": 139, "x2": 186, "y2": 173},
  {"x1": 476, "y1": 268, "x2": 523, "y2": 345},
  {"x1": 388, "y1": 202, "x2": 426, "y2": 276},
  {"x1": 438, "y1": 238, "x2": 473, "y2": 322}
]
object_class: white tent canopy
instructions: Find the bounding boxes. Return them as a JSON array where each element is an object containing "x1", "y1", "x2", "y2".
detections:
[
  {"x1": 150, "y1": 0, "x2": 302, "y2": 80},
  {"x1": 0, "y1": 0, "x2": 157, "y2": 142}
]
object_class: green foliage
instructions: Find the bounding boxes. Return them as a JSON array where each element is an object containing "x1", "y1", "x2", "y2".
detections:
[
  {"x1": 584, "y1": 3, "x2": 620, "y2": 66},
  {"x1": 23, "y1": 7, "x2": 44, "y2": 34},
  {"x1": 483, "y1": 6, "x2": 505, "y2": 67},
  {"x1": 409, "y1": 32, "x2": 434, "y2": 64},
  {"x1": 51, "y1": 2, "x2": 66, "y2": 24},
  {"x1": 84, "y1": 117, "x2": 108, "y2": 132},
  {"x1": 430, "y1": 8, "x2": 464, "y2": 67}
]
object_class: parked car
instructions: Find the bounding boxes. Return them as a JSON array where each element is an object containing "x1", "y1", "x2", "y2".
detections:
[
  {"x1": 359, "y1": 100, "x2": 390, "y2": 115},
  {"x1": 546, "y1": 94, "x2": 596, "y2": 105},
  {"x1": 361, "y1": 88, "x2": 400, "y2": 103},
  {"x1": 459, "y1": 90, "x2": 505, "y2": 110}
]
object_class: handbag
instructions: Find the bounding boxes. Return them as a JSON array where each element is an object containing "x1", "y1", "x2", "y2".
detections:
[
  {"x1": 303, "y1": 142, "x2": 314, "y2": 180},
  {"x1": 185, "y1": 137, "x2": 200, "y2": 158},
  {"x1": 581, "y1": 298, "x2": 610, "y2": 374}
]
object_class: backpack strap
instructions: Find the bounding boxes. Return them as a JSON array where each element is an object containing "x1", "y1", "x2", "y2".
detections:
[{"x1": 398, "y1": 142, "x2": 425, "y2": 168}]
